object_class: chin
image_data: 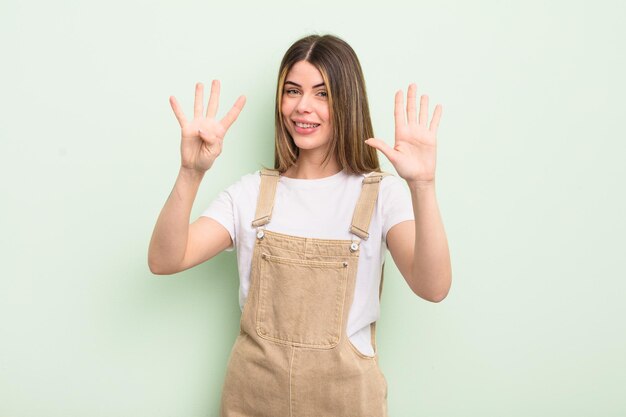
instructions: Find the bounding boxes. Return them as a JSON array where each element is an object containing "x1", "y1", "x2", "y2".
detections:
[
  {"x1": 288, "y1": 131, "x2": 330, "y2": 149},
  {"x1": 291, "y1": 137, "x2": 327, "y2": 152}
]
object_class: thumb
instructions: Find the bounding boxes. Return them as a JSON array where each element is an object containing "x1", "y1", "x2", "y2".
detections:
[
  {"x1": 198, "y1": 128, "x2": 217, "y2": 144},
  {"x1": 365, "y1": 138, "x2": 396, "y2": 161}
]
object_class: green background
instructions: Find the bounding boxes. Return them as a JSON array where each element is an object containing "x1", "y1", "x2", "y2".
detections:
[{"x1": 1, "y1": 0, "x2": 624, "y2": 416}]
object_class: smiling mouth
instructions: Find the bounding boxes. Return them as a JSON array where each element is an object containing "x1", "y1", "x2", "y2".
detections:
[{"x1": 294, "y1": 121, "x2": 320, "y2": 128}]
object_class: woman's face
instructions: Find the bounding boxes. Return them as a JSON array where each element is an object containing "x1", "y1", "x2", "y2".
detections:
[{"x1": 281, "y1": 60, "x2": 332, "y2": 154}]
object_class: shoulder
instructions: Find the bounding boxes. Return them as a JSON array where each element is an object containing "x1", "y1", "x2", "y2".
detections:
[
  {"x1": 360, "y1": 171, "x2": 407, "y2": 194},
  {"x1": 379, "y1": 172, "x2": 407, "y2": 192},
  {"x1": 223, "y1": 169, "x2": 262, "y2": 196},
  {"x1": 340, "y1": 171, "x2": 407, "y2": 197},
  {"x1": 375, "y1": 172, "x2": 412, "y2": 212}
]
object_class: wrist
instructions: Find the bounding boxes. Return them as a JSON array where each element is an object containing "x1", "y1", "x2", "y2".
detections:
[
  {"x1": 178, "y1": 166, "x2": 206, "y2": 183},
  {"x1": 407, "y1": 178, "x2": 436, "y2": 192}
]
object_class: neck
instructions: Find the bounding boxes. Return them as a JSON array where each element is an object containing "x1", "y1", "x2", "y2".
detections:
[{"x1": 283, "y1": 151, "x2": 341, "y2": 179}]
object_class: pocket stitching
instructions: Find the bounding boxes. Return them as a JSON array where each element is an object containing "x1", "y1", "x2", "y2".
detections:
[
  {"x1": 261, "y1": 252, "x2": 348, "y2": 268},
  {"x1": 256, "y1": 253, "x2": 348, "y2": 349}
]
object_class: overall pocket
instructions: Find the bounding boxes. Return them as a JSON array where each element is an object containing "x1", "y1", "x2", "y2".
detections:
[{"x1": 256, "y1": 253, "x2": 349, "y2": 349}]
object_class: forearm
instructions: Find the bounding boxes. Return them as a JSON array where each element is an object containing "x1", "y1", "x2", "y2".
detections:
[
  {"x1": 148, "y1": 167, "x2": 205, "y2": 274},
  {"x1": 407, "y1": 180, "x2": 452, "y2": 302}
]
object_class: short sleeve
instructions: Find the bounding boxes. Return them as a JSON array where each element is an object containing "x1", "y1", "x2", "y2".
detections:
[
  {"x1": 201, "y1": 188, "x2": 236, "y2": 252},
  {"x1": 380, "y1": 175, "x2": 414, "y2": 242}
]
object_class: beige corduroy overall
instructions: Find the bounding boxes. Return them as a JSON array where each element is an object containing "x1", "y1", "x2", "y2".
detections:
[{"x1": 220, "y1": 168, "x2": 390, "y2": 417}]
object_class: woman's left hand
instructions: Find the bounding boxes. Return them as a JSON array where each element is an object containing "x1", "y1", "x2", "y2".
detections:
[{"x1": 365, "y1": 83, "x2": 442, "y2": 185}]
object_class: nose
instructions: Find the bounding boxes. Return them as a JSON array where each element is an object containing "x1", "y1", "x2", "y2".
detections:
[{"x1": 295, "y1": 93, "x2": 312, "y2": 113}]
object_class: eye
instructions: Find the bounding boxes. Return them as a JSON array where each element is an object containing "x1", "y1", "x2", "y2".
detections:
[
  {"x1": 285, "y1": 88, "x2": 300, "y2": 96},
  {"x1": 317, "y1": 91, "x2": 328, "y2": 98}
]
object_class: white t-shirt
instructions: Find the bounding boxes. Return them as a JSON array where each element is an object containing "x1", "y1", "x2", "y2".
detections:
[{"x1": 201, "y1": 169, "x2": 414, "y2": 356}]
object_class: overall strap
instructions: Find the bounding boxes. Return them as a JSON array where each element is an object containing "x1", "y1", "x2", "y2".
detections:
[
  {"x1": 252, "y1": 168, "x2": 280, "y2": 228},
  {"x1": 349, "y1": 171, "x2": 391, "y2": 355},
  {"x1": 349, "y1": 171, "x2": 391, "y2": 240}
]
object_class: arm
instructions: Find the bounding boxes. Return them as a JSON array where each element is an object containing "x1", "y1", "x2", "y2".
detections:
[
  {"x1": 148, "y1": 80, "x2": 245, "y2": 275},
  {"x1": 386, "y1": 181, "x2": 451, "y2": 302},
  {"x1": 148, "y1": 168, "x2": 232, "y2": 275},
  {"x1": 365, "y1": 83, "x2": 451, "y2": 302}
]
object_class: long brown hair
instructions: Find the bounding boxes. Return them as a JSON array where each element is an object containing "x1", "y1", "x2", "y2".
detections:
[{"x1": 273, "y1": 34, "x2": 381, "y2": 174}]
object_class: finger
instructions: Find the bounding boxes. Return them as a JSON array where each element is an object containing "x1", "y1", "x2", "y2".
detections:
[
  {"x1": 364, "y1": 138, "x2": 397, "y2": 162},
  {"x1": 407, "y1": 83, "x2": 417, "y2": 124},
  {"x1": 220, "y1": 95, "x2": 247, "y2": 131},
  {"x1": 206, "y1": 79, "x2": 220, "y2": 119},
  {"x1": 394, "y1": 90, "x2": 405, "y2": 127},
  {"x1": 419, "y1": 94, "x2": 429, "y2": 126},
  {"x1": 169, "y1": 96, "x2": 187, "y2": 128},
  {"x1": 429, "y1": 104, "x2": 443, "y2": 133},
  {"x1": 194, "y1": 82, "x2": 204, "y2": 119}
]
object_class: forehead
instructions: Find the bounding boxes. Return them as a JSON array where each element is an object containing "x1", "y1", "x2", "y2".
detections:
[{"x1": 285, "y1": 60, "x2": 325, "y2": 86}]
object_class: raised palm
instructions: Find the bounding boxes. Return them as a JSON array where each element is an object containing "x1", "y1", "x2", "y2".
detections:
[
  {"x1": 170, "y1": 80, "x2": 246, "y2": 172},
  {"x1": 365, "y1": 83, "x2": 442, "y2": 184}
]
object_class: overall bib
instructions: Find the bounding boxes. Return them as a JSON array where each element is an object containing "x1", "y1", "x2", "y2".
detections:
[{"x1": 220, "y1": 168, "x2": 390, "y2": 417}]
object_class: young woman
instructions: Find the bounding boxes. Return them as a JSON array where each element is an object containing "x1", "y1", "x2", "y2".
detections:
[{"x1": 149, "y1": 34, "x2": 451, "y2": 417}]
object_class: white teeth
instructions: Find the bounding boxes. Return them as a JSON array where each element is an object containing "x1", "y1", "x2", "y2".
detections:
[{"x1": 295, "y1": 122, "x2": 320, "y2": 128}]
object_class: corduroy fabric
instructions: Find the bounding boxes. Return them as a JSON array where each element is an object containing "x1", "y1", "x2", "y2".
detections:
[
  {"x1": 349, "y1": 172, "x2": 391, "y2": 240},
  {"x1": 251, "y1": 169, "x2": 280, "y2": 228},
  {"x1": 220, "y1": 169, "x2": 389, "y2": 417}
]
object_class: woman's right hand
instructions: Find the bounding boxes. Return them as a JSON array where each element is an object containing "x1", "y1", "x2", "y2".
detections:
[{"x1": 169, "y1": 80, "x2": 246, "y2": 172}]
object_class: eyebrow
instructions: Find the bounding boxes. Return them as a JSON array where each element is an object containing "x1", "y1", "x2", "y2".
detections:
[{"x1": 284, "y1": 81, "x2": 326, "y2": 89}]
